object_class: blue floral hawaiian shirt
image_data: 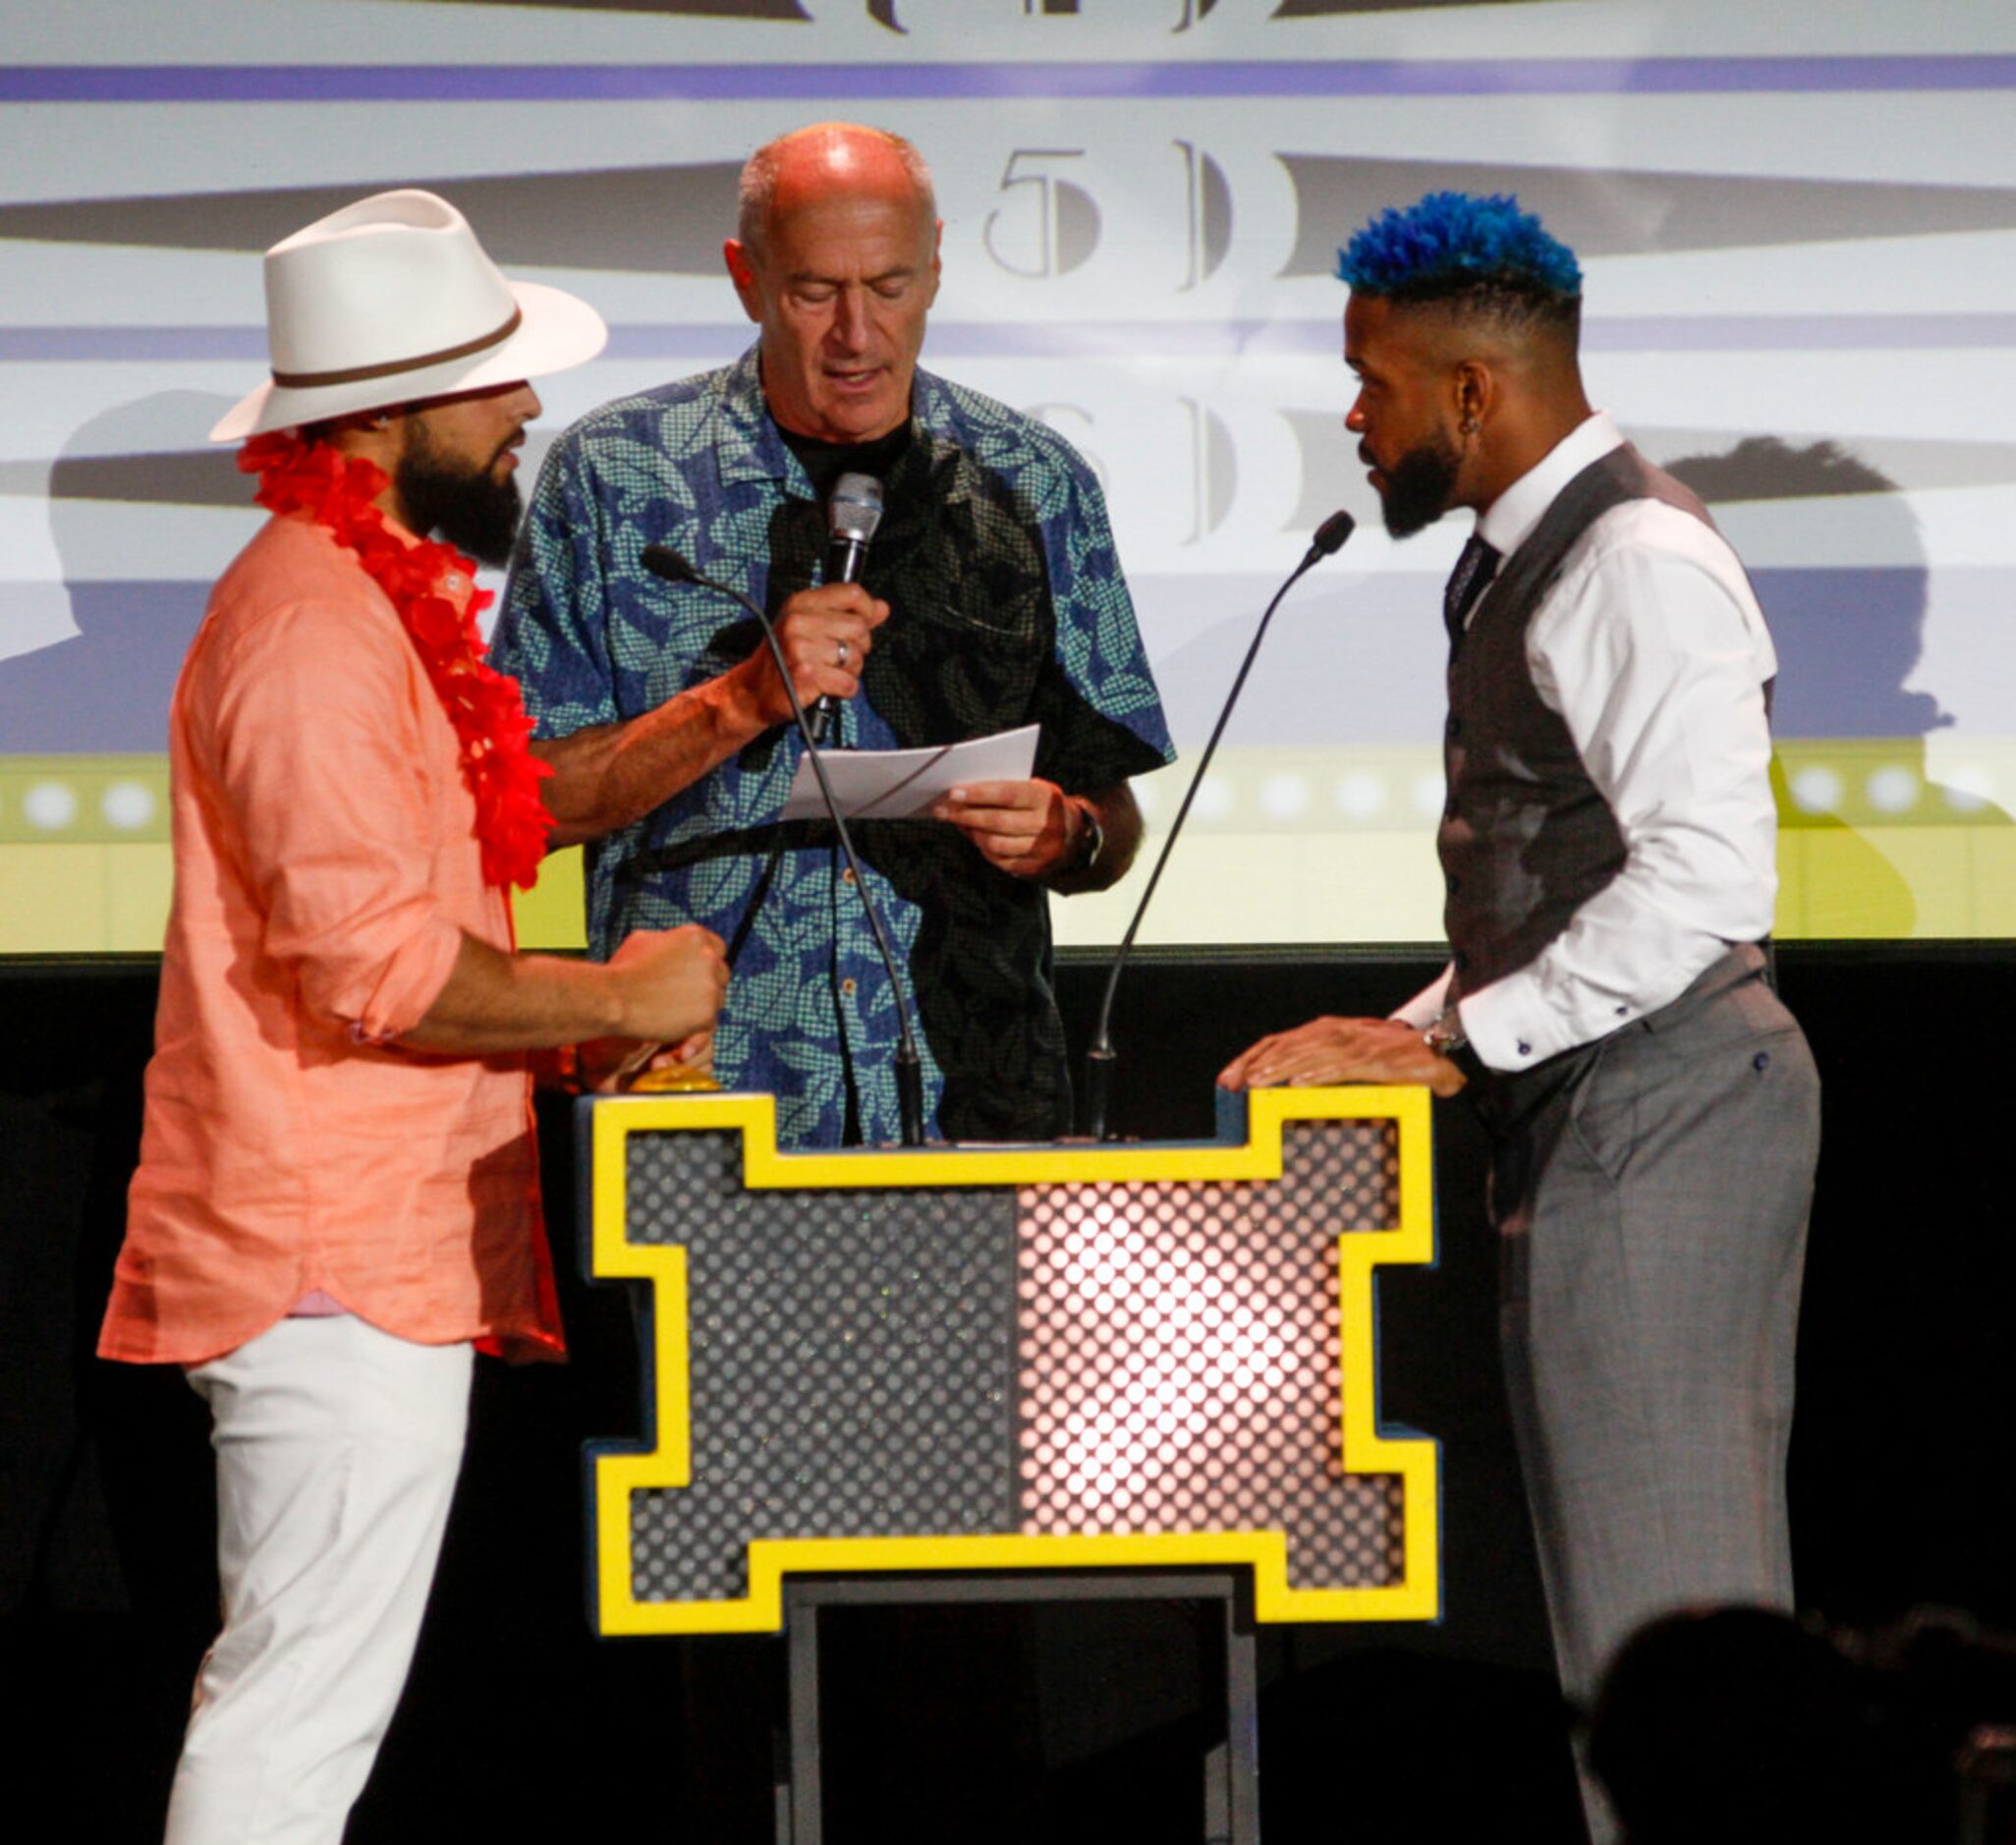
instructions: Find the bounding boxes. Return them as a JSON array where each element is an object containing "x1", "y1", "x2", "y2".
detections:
[{"x1": 495, "y1": 348, "x2": 1173, "y2": 1147}]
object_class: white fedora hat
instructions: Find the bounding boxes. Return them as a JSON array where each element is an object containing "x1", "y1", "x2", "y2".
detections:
[{"x1": 210, "y1": 188, "x2": 607, "y2": 443}]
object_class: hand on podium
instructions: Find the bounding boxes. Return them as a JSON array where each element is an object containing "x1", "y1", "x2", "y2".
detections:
[
  {"x1": 1217, "y1": 1016, "x2": 1468, "y2": 1098},
  {"x1": 579, "y1": 1031, "x2": 718, "y2": 1094}
]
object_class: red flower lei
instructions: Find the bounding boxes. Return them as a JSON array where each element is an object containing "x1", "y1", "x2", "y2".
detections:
[{"x1": 240, "y1": 431, "x2": 553, "y2": 892}]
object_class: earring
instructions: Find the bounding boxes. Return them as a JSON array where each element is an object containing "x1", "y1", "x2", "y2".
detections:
[{"x1": 1460, "y1": 416, "x2": 1481, "y2": 436}]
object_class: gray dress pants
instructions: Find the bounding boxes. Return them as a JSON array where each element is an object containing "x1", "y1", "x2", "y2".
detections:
[{"x1": 1476, "y1": 944, "x2": 1820, "y2": 1842}]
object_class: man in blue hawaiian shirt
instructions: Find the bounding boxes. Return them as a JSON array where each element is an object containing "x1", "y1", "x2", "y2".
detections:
[{"x1": 496, "y1": 123, "x2": 1173, "y2": 1146}]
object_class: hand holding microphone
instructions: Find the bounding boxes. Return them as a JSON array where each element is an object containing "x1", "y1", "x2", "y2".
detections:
[
  {"x1": 730, "y1": 470, "x2": 889, "y2": 736},
  {"x1": 809, "y1": 472, "x2": 884, "y2": 743},
  {"x1": 761, "y1": 585, "x2": 886, "y2": 731}
]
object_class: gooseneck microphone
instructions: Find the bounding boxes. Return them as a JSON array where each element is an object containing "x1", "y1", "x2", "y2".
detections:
[
  {"x1": 1082, "y1": 509, "x2": 1357, "y2": 1143},
  {"x1": 811, "y1": 472, "x2": 883, "y2": 744},
  {"x1": 639, "y1": 540, "x2": 925, "y2": 1148}
]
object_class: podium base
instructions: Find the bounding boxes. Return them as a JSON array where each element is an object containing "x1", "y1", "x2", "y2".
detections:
[{"x1": 774, "y1": 1569, "x2": 1260, "y2": 1845}]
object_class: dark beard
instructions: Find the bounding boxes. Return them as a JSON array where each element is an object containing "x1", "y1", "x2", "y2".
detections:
[
  {"x1": 1378, "y1": 431, "x2": 1462, "y2": 539},
  {"x1": 396, "y1": 432, "x2": 523, "y2": 567}
]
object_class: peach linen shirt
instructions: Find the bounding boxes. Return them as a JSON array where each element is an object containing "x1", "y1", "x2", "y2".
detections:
[{"x1": 99, "y1": 510, "x2": 563, "y2": 1367}]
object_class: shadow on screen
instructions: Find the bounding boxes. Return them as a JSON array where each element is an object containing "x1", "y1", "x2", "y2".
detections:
[
  {"x1": 1664, "y1": 435, "x2": 2009, "y2": 938},
  {"x1": 0, "y1": 392, "x2": 242, "y2": 755}
]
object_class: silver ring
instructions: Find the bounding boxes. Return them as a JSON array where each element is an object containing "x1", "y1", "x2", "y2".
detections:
[{"x1": 836, "y1": 641, "x2": 850, "y2": 667}]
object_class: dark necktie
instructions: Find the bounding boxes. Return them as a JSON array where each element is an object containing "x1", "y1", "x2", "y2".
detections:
[{"x1": 1443, "y1": 533, "x2": 1500, "y2": 653}]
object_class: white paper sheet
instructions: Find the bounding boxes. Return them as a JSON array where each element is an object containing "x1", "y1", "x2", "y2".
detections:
[{"x1": 779, "y1": 723, "x2": 1040, "y2": 822}]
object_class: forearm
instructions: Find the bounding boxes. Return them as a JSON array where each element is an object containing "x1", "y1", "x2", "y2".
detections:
[
  {"x1": 398, "y1": 933, "x2": 629, "y2": 1054},
  {"x1": 1468, "y1": 745, "x2": 1776, "y2": 1069},
  {"x1": 1458, "y1": 878, "x2": 1760, "y2": 1070},
  {"x1": 534, "y1": 667, "x2": 768, "y2": 848},
  {"x1": 1046, "y1": 781, "x2": 1144, "y2": 895}
]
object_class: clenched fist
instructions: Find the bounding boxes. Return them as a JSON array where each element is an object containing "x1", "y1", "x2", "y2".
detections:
[{"x1": 605, "y1": 924, "x2": 729, "y2": 1049}]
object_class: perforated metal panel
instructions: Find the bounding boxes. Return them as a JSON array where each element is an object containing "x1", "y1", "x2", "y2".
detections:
[
  {"x1": 1016, "y1": 1122, "x2": 1404, "y2": 1588},
  {"x1": 627, "y1": 1133, "x2": 1019, "y2": 1600},
  {"x1": 617, "y1": 1117, "x2": 1412, "y2": 1608}
]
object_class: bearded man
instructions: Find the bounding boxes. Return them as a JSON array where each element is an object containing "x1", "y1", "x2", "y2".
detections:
[
  {"x1": 99, "y1": 191, "x2": 727, "y2": 1845},
  {"x1": 1218, "y1": 192, "x2": 1820, "y2": 1844},
  {"x1": 495, "y1": 122, "x2": 1173, "y2": 1147}
]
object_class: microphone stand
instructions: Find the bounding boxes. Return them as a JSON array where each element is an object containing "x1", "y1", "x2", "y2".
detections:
[
  {"x1": 1082, "y1": 510, "x2": 1357, "y2": 1143},
  {"x1": 640, "y1": 543, "x2": 926, "y2": 1148}
]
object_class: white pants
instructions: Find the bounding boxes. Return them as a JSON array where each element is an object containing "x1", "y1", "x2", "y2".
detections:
[{"x1": 164, "y1": 1315, "x2": 473, "y2": 1845}]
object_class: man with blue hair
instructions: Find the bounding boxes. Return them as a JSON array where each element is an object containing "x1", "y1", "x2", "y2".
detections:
[{"x1": 1220, "y1": 192, "x2": 1820, "y2": 1842}]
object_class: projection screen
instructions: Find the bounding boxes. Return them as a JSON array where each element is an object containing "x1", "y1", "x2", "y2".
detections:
[{"x1": 4, "y1": 0, "x2": 2012, "y2": 952}]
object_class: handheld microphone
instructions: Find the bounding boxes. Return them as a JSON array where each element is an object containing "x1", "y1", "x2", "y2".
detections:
[
  {"x1": 639, "y1": 541, "x2": 926, "y2": 1147},
  {"x1": 812, "y1": 472, "x2": 883, "y2": 744},
  {"x1": 1081, "y1": 509, "x2": 1356, "y2": 1143}
]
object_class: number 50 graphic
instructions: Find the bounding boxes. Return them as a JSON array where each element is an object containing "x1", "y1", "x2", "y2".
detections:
[
  {"x1": 984, "y1": 149, "x2": 1101, "y2": 278},
  {"x1": 982, "y1": 142, "x2": 1235, "y2": 288}
]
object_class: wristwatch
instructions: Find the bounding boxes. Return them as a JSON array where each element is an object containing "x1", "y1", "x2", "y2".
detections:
[
  {"x1": 1424, "y1": 1001, "x2": 1484, "y2": 1081},
  {"x1": 1069, "y1": 799, "x2": 1105, "y2": 874}
]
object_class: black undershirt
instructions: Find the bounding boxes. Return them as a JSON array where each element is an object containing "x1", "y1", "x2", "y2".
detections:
[{"x1": 778, "y1": 419, "x2": 914, "y2": 510}]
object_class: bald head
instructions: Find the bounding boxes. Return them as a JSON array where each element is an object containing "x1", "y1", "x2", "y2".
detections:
[
  {"x1": 724, "y1": 123, "x2": 943, "y2": 444},
  {"x1": 738, "y1": 123, "x2": 936, "y2": 264}
]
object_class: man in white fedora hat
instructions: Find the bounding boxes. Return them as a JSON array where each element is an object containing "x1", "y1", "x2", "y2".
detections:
[{"x1": 98, "y1": 189, "x2": 728, "y2": 1845}]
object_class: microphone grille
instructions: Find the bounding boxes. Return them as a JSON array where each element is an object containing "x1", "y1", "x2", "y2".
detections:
[
  {"x1": 828, "y1": 472, "x2": 884, "y2": 545},
  {"x1": 639, "y1": 542, "x2": 697, "y2": 586},
  {"x1": 1312, "y1": 510, "x2": 1356, "y2": 556}
]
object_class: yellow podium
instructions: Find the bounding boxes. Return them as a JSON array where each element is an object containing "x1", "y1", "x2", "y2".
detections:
[{"x1": 583, "y1": 1084, "x2": 1440, "y2": 1633}]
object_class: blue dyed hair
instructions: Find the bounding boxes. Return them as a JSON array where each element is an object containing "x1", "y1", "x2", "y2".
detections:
[{"x1": 1338, "y1": 192, "x2": 1582, "y2": 339}]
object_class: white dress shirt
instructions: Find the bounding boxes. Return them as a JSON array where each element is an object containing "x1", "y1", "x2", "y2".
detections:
[{"x1": 1394, "y1": 412, "x2": 1780, "y2": 1072}]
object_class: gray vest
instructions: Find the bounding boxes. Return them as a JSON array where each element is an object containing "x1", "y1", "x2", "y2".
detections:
[{"x1": 1438, "y1": 444, "x2": 1716, "y2": 998}]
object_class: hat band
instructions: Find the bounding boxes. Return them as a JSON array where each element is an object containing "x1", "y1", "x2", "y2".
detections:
[{"x1": 269, "y1": 306, "x2": 524, "y2": 390}]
